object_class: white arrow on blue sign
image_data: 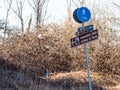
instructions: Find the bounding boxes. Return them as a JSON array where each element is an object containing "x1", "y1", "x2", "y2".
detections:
[
  {"x1": 77, "y1": 7, "x2": 91, "y2": 23},
  {"x1": 73, "y1": 7, "x2": 91, "y2": 23}
]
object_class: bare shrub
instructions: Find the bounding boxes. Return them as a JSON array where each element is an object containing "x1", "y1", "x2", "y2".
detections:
[{"x1": 0, "y1": 14, "x2": 120, "y2": 77}]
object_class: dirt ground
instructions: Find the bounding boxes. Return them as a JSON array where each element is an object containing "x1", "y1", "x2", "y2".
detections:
[{"x1": 0, "y1": 67, "x2": 120, "y2": 90}]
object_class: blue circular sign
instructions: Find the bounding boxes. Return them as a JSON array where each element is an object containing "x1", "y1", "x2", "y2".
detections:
[
  {"x1": 77, "y1": 7, "x2": 91, "y2": 23},
  {"x1": 73, "y1": 8, "x2": 82, "y2": 23}
]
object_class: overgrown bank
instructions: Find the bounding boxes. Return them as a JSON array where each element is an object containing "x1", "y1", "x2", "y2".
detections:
[{"x1": 0, "y1": 22, "x2": 120, "y2": 76}]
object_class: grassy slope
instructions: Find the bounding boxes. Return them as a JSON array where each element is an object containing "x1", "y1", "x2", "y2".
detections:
[{"x1": 0, "y1": 23, "x2": 120, "y2": 90}]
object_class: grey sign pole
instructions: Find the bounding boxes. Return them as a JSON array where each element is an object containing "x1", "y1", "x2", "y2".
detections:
[{"x1": 82, "y1": 23, "x2": 92, "y2": 90}]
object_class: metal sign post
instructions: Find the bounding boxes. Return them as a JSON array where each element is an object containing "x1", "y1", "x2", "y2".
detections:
[
  {"x1": 82, "y1": 23, "x2": 92, "y2": 90},
  {"x1": 71, "y1": 7, "x2": 99, "y2": 90},
  {"x1": 84, "y1": 43, "x2": 92, "y2": 90}
]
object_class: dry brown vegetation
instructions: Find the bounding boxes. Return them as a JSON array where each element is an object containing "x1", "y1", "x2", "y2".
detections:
[
  {"x1": 0, "y1": 17, "x2": 120, "y2": 90},
  {"x1": 1, "y1": 0, "x2": 120, "y2": 90}
]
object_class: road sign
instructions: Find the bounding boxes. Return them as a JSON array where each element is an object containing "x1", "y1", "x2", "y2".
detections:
[
  {"x1": 87, "y1": 25, "x2": 94, "y2": 32},
  {"x1": 76, "y1": 25, "x2": 94, "y2": 36},
  {"x1": 78, "y1": 25, "x2": 93, "y2": 32},
  {"x1": 72, "y1": 7, "x2": 94, "y2": 90},
  {"x1": 76, "y1": 7, "x2": 91, "y2": 23},
  {"x1": 76, "y1": 29, "x2": 87, "y2": 37},
  {"x1": 71, "y1": 30, "x2": 98, "y2": 47},
  {"x1": 73, "y1": 8, "x2": 82, "y2": 23}
]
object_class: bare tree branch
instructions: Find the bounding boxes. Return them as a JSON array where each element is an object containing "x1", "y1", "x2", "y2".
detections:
[
  {"x1": 41, "y1": 1, "x2": 49, "y2": 25},
  {"x1": 112, "y1": 0, "x2": 120, "y2": 9},
  {"x1": 3, "y1": 0, "x2": 13, "y2": 42},
  {"x1": 29, "y1": 0, "x2": 49, "y2": 30},
  {"x1": 28, "y1": 0, "x2": 37, "y2": 12},
  {"x1": 27, "y1": 14, "x2": 32, "y2": 32},
  {"x1": 11, "y1": 0, "x2": 25, "y2": 34},
  {"x1": 71, "y1": 0, "x2": 79, "y2": 8}
]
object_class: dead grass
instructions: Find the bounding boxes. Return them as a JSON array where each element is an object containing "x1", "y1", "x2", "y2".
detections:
[
  {"x1": 0, "y1": 16, "x2": 120, "y2": 90},
  {"x1": 0, "y1": 66, "x2": 119, "y2": 90},
  {"x1": 49, "y1": 70, "x2": 120, "y2": 87}
]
